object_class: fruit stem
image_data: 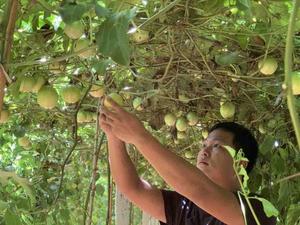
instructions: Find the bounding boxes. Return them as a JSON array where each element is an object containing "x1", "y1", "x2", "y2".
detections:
[{"x1": 284, "y1": 0, "x2": 300, "y2": 150}]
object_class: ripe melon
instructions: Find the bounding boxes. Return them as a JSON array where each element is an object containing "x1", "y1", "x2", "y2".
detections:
[
  {"x1": 62, "y1": 86, "x2": 81, "y2": 104},
  {"x1": 37, "y1": 86, "x2": 58, "y2": 109},
  {"x1": 89, "y1": 84, "x2": 105, "y2": 98},
  {"x1": 64, "y1": 21, "x2": 85, "y2": 39},
  {"x1": 19, "y1": 77, "x2": 35, "y2": 93},
  {"x1": 258, "y1": 57, "x2": 278, "y2": 75},
  {"x1": 104, "y1": 93, "x2": 124, "y2": 109},
  {"x1": 132, "y1": 30, "x2": 149, "y2": 44}
]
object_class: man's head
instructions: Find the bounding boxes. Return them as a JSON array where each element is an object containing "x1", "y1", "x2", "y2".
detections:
[
  {"x1": 209, "y1": 122, "x2": 259, "y2": 173},
  {"x1": 196, "y1": 122, "x2": 258, "y2": 190}
]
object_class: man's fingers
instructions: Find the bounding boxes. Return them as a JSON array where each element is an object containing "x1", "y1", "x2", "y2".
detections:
[
  {"x1": 105, "y1": 96, "x2": 124, "y2": 113},
  {"x1": 101, "y1": 106, "x2": 120, "y2": 121}
]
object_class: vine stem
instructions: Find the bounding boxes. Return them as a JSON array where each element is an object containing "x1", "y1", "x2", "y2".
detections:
[
  {"x1": 284, "y1": 0, "x2": 300, "y2": 149},
  {"x1": 234, "y1": 165, "x2": 261, "y2": 225}
]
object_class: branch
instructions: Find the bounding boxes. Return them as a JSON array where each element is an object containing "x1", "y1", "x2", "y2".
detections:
[
  {"x1": 284, "y1": 0, "x2": 300, "y2": 150},
  {"x1": 275, "y1": 172, "x2": 300, "y2": 184}
]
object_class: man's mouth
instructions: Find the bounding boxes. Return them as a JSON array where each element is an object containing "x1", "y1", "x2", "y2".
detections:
[{"x1": 198, "y1": 161, "x2": 209, "y2": 166}]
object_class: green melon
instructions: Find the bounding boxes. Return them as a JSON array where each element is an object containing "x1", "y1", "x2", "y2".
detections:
[
  {"x1": 89, "y1": 85, "x2": 105, "y2": 98},
  {"x1": 258, "y1": 57, "x2": 278, "y2": 75},
  {"x1": 220, "y1": 102, "x2": 235, "y2": 119},
  {"x1": 176, "y1": 117, "x2": 188, "y2": 132},
  {"x1": 62, "y1": 86, "x2": 81, "y2": 104},
  {"x1": 37, "y1": 86, "x2": 58, "y2": 109},
  {"x1": 164, "y1": 113, "x2": 176, "y2": 126},
  {"x1": 186, "y1": 112, "x2": 199, "y2": 126},
  {"x1": 104, "y1": 93, "x2": 124, "y2": 109}
]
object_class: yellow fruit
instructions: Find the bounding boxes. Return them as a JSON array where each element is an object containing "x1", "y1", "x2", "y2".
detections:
[
  {"x1": 176, "y1": 117, "x2": 188, "y2": 132},
  {"x1": 74, "y1": 39, "x2": 96, "y2": 58},
  {"x1": 18, "y1": 137, "x2": 30, "y2": 148},
  {"x1": 77, "y1": 110, "x2": 87, "y2": 123},
  {"x1": 64, "y1": 21, "x2": 85, "y2": 39},
  {"x1": 104, "y1": 93, "x2": 124, "y2": 109},
  {"x1": 202, "y1": 130, "x2": 208, "y2": 139},
  {"x1": 220, "y1": 102, "x2": 235, "y2": 119},
  {"x1": 19, "y1": 77, "x2": 35, "y2": 92},
  {"x1": 37, "y1": 86, "x2": 58, "y2": 109},
  {"x1": 164, "y1": 113, "x2": 176, "y2": 126},
  {"x1": 0, "y1": 110, "x2": 9, "y2": 123},
  {"x1": 186, "y1": 112, "x2": 199, "y2": 126},
  {"x1": 132, "y1": 30, "x2": 149, "y2": 44},
  {"x1": 177, "y1": 131, "x2": 187, "y2": 139},
  {"x1": 258, "y1": 57, "x2": 278, "y2": 75},
  {"x1": 291, "y1": 71, "x2": 300, "y2": 95},
  {"x1": 62, "y1": 86, "x2": 81, "y2": 104},
  {"x1": 132, "y1": 97, "x2": 143, "y2": 111},
  {"x1": 89, "y1": 85, "x2": 105, "y2": 98},
  {"x1": 258, "y1": 124, "x2": 266, "y2": 134},
  {"x1": 32, "y1": 76, "x2": 46, "y2": 93}
]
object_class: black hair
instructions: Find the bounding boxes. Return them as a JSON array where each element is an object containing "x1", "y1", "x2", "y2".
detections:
[{"x1": 209, "y1": 122, "x2": 259, "y2": 174}]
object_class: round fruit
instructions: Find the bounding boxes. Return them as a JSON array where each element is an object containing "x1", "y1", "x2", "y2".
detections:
[
  {"x1": 184, "y1": 151, "x2": 193, "y2": 159},
  {"x1": 132, "y1": 97, "x2": 143, "y2": 111},
  {"x1": 291, "y1": 71, "x2": 300, "y2": 95},
  {"x1": 258, "y1": 57, "x2": 278, "y2": 75},
  {"x1": 178, "y1": 94, "x2": 190, "y2": 103},
  {"x1": 0, "y1": 110, "x2": 9, "y2": 123},
  {"x1": 74, "y1": 39, "x2": 96, "y2": 58},
  {"x1": 64, "y1": 21, "x2": 85, "y2": 39},
  {"x1": 37, "y1": 86, "x2": 58, "y2": 109},
  {"x1": 164, "y1": 113, "x2": 176, "y2": 126},
  {"x1": 49, "y1": 62, "x2": 63, "y2": 74},
  {"x1": 132, "y1": 30, "x2": 149, "y2": 44},
  {"x1": 202, "y1": 130, "x2": 208, "y2": 139},
  {"x1": 104, "y1": 93, "x2": 124, "y2": 109},
  {"x1": 85, "y1": 112, "x2": 93, "y2": 122},
  {"x1": 258, "y1": 123, "x2": 266, "y2": 134},
  {"x1": 18, "y1": 136, "x2": 30, "y2": 148},
  {"x1": 220, "y1": 102, "x2": 235, "y2": 119},
  {"x1": 32, "y1": 76, "x2": 46, "y2": 93},
  {"x1": 62, "y1": 86, "x2": 81, "y2": 104},
  {"x1": 186, "y1": 112, "x2": 199, "y2": 126},
  {"x1": 77, "y1": 110, "x2": 87, "y2": 123},
  {"x1": 176, "y1": 117, "x2": 188, "y2": 132},
  {"x1": 177, "y1": 131, "x2": 187, "y2": 140},
  {"x1": 19, "y1": 77, "x2": 35, "y2": 93},
  {"x1": 89, "y1": 85, "x2": 105, "y2": 98}
]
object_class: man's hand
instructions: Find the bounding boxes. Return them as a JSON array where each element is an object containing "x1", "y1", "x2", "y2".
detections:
[{"x1": 99, "y1": 97, "x2": 148, "y2": 144}]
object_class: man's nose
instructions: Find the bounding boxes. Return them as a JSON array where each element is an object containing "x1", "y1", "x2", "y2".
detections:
[{"x1": 200, "y1": 147, "x2": 211, "y2": 158}]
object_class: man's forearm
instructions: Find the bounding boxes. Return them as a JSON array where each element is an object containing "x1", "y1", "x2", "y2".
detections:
[
  {"x1": 133, "y1": 131, "x2": 212, "y2": 198},
  {"x1": 107, "y1": 136, "x2": 142, "y2": 194}
]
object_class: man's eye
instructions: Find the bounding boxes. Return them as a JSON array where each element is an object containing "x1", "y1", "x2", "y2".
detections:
[{"x1": 213, "y1": 143, "x2": 220, "y2": 148}]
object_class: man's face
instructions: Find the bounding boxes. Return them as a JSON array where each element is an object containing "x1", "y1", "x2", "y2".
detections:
[{"x1": 197, "y1": 129, "x2": 237, "y2": 187}]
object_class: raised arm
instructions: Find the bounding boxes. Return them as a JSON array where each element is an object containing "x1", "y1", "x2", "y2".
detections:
[
  {"x1": 100, "y1": 115, "x2": 166, "y2": 222},
  {"x1": 101, "y1": 99, "x2": 245, "y2": 225}
]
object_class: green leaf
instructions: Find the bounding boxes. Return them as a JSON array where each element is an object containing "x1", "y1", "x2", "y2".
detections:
[
  {"x1": 95, "y1": 4, "x2": 110, "y2": 18},
  {"x1": 236, "y1": 0, "x2": 251, "y2": 11},
  {"x1": 254, "y1": 197, "x2": 279, "y2": 218},
  {"x1": 223, "y1": 145, "x2": 236, "y2": 158},
  {"x1": 260, "y1": 135, "x2": 275, "y2": 155},
  {"x1": 59, "y1": 3, "x2": 89, "y2": 24},
  {"x1": 215, "y1": 52, "x2": 242, "y2": 66},
  {"x1": 91, "y1": 59, "x2": 112, "y2": 75},
  {"x1": 286, "y1": 204, "x2": 300, "y2": 225},
  {"x1": 4, "y1": 209, "x2": 22, "y2": 225},
  {"x1": 96, "y1": 9, "x2": 136, "y2": 65}
]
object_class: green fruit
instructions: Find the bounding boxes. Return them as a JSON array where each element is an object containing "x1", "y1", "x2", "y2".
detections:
[
  {"x1": 19, "y1": 77, "x2": 35, "y2": 93},
  {"x1": 77, "y1": 110, "x2": 87, "y2": 123},
  {"x1": 132, "y1": 30, "x2": 149, "y2": 44},
  {"x1": 104, "y1": 93, "x2": 124, "y2": 109},
  {"x1": 184, "y1": 151, "x2": 193, "y2": 159},
  {"x1": 74, "y1": 39, "x2": 96, "y2": 58},
  {"x1": 186, "y1": 112, "x2": 199, "y2": 126},
  {"x1": 164, "y1": 113, "x2": 176, "y2": 126},
  {"x1": 64, "y1": 22, "x2": 85, "y2": 39},
  {"x1": 291, "y1": 71, "x2": 300, "y2": 95},
  {"x1": 49, "y1": 62, "x2": 63, "y2": 74},
  {"x1": 178, "y1": 94, "x2": 190, "y2": 103},
  {"x1": 177, "y1": 131, "x2": 187, "y2": 139},
  {"x1": 37, "y1": 86, "x2": 58, "y2": 109},
  {"x1": 0, "y1": 110, "x2": 9, "y2": 123},
  {"x1": 62, "y1": 86, "x2": 81, "y2": 104},
  {"x1": 32, "y1": 76, "x2": 46, "y2": 93},
  {"x1": 258, "y1": 57, "x2": 278, "y2": 75},
  {"x1": 176, "y1": 117, "x2": 188, "y2": 132},
  {"x1": 18, "y1": 136, "x2": 30, "y2": 148},
  {"x1": 220, "y1": 102, "x2": 235, "y2": 119},
  {"x1": 133, "y1": 97, "x2": 143, "y2": 111},
  {"x1": 89, "y1": 85, "x2": 105, "y2": 98}
]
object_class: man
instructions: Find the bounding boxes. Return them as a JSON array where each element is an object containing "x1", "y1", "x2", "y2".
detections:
[{"x1": 99, "y1": 98, "x2": 276, "y2": 225}]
